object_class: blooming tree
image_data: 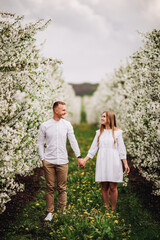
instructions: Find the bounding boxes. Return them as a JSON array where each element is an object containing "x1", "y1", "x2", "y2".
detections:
[
  {"x1": 84, "y1": 30, "x2": 160, "y2": 195},
  {"x1": 0, "y1": 12, "x2": 81, "y2": 213},
  {"x1": 121, "y1": 30, "x2": 160, "y2": 195}
]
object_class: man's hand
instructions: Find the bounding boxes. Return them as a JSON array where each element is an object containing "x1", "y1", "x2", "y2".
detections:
[
  {"x1": 78, "y1": 158, "x2": 87, "y2": 168},
  {"x1": 78, "y1": 158, "x2": 84, "y2": 167}
]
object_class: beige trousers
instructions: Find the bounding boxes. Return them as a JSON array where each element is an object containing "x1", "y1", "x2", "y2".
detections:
[{"x1": 43, "y1": 160, "x2": 68, "y2": 213}]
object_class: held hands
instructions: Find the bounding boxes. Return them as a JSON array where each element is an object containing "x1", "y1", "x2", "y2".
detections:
[{"x1": 78, "y1": 158, "x2": 87, "y2": 168}]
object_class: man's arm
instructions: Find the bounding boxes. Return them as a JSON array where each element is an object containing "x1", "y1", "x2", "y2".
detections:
[
  {"x1": 67, "y1": 123, "x2": 81, "y2": 161},
  {"x1": 37, "y1": 124, "x2": 46, "y2": 161}
]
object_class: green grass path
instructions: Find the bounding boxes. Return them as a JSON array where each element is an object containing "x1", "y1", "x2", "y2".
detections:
[{"x1": 3, "y1": 123, "x2": 160, "y2": 240}]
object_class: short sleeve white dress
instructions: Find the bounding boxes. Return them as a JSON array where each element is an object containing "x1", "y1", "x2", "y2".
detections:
[{"x1": 87, "y1": 129, "x2": 126, "y2": 182}]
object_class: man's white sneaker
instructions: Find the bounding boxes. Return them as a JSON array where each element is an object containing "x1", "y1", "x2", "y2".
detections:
[{"x1": 44, "y1": 212, "x2": 53, "y2": 221}]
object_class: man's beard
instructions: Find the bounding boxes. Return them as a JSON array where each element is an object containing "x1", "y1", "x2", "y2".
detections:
[{"x1": 60, "y1": 114, "x2": 65, "y2": 119}]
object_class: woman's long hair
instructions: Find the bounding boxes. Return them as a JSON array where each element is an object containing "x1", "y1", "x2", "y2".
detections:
[{"x1": 97, "y1": 111, "x2": 117, "y2": 147}]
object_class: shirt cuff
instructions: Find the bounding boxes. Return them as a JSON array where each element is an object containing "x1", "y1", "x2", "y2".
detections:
[
  {"x1": 87, "y1": 153, "x2": 94, "y2": 159},
  {"x1": 76, "y1": 152, "x2": 81, "y2": 158},
  {"x1": 120, "y1": 154, "x2": 127, "y2": 160}
]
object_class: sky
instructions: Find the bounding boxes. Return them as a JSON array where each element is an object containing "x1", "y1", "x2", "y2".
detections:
[{"x1": 1, "y1": 0, "x2": 160, "y2": 83}]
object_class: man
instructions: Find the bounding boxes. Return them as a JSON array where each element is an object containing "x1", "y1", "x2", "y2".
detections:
[{"x1": 37, "y1": 101, "x2": 83, "y2": 221}]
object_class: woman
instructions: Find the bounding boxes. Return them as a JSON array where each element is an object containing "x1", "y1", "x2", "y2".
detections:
[{"x1": 82, "y1": 111, "x2": 130, "y2": 210}]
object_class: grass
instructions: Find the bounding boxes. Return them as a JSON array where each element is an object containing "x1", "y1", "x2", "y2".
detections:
[
  {"x1": 81, "y1": 97, "x2": 87, "y2": 123},
  {"x1": 2, "y1": 123, "x2": 160, "y2": 240}
]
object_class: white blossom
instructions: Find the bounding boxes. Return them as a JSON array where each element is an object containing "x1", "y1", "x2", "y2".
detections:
[
  {"x1": 0, "y1": 12, "x2": 81, "y2": 213},
  {"x1": 84, "y1": 29, "x2": 160, "y2": 195}
]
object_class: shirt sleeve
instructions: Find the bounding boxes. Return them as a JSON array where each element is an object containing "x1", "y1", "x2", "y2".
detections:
[
  {"x1": 67, "y1": 123, "x2": 81, "y2": 158},
  {"x1": 117, "y1": 131, "x2": 127, "y2": 160},
  {"x1": 87, "y1": 131, "x2": 99, "y2": 159},
  {"x1": 37, "y1": 124, "x2": 46, "y2": 161}
]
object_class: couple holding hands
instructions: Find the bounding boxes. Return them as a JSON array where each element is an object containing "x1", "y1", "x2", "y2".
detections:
[{"x1": 37, "y1": 101, "x2": 130, "y2": 221}]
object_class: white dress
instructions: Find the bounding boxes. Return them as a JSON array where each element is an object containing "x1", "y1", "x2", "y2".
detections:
[{"x1": 87, "y1": 129, "x2": 126, "y2": 182}]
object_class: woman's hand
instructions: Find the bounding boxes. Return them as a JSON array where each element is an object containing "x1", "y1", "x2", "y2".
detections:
[
  {"x1": 81, "y1": 156, "x2": 90, "y2": 168},
  {"x1": 78, "y1": 158, "x2": 87, "y2": 168},
  {"x1": 122, "y1": 159, "x2": 130, "y2": 174},
  {"x1": 78, "y1": 158, "x2": 84, "y2": 167},
  {"x1": 124, "y1": 164, "x2": 130, "y2": 174},
  {"x1": 81, "y1": 159, "x2": 87, "y2": 168}
]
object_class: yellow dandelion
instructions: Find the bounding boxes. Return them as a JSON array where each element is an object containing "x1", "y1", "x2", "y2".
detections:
[
  {"x1": 84, "y1": 211, "x2": 89, "y2": 215},
  {"x1": 115, "y1": 220, "x2": 118, "y2": 224},
  {"x1": 25, "y1": 228, "x2": 29, "y2": 231},
  {"x1": 36, "y1": 203, "x2": 40, "y2": 206}
]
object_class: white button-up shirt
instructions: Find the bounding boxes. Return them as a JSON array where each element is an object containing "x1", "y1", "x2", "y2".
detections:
[{"x1": 37, "y1": 118, "x2": 81, "y2": 164}]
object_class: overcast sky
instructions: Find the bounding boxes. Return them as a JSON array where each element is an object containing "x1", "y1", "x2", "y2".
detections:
[{"x1": 1, "y1": 0, "x2": 160, "y2": 83}]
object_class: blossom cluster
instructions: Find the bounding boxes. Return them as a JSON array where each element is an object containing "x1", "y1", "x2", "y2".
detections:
[
  {"x1": 84, "y1": 30, "x2": 160, "y2": 195},
  {"x1": 0, "y1": 12, "x2": 81, "y2": 213}
]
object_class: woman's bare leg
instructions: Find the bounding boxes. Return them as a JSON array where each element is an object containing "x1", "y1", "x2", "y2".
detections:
[
  {"x1": 101, "y1": 182, "x2": 109, "y2": 209},
  {"x1": 109, "y1": 182, "x2": 118, "y2": 210}
]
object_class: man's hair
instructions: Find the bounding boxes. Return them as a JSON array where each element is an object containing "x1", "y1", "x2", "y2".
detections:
[{"x1": 53, "y1": 101, "x2": 66, "y2": 111}]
